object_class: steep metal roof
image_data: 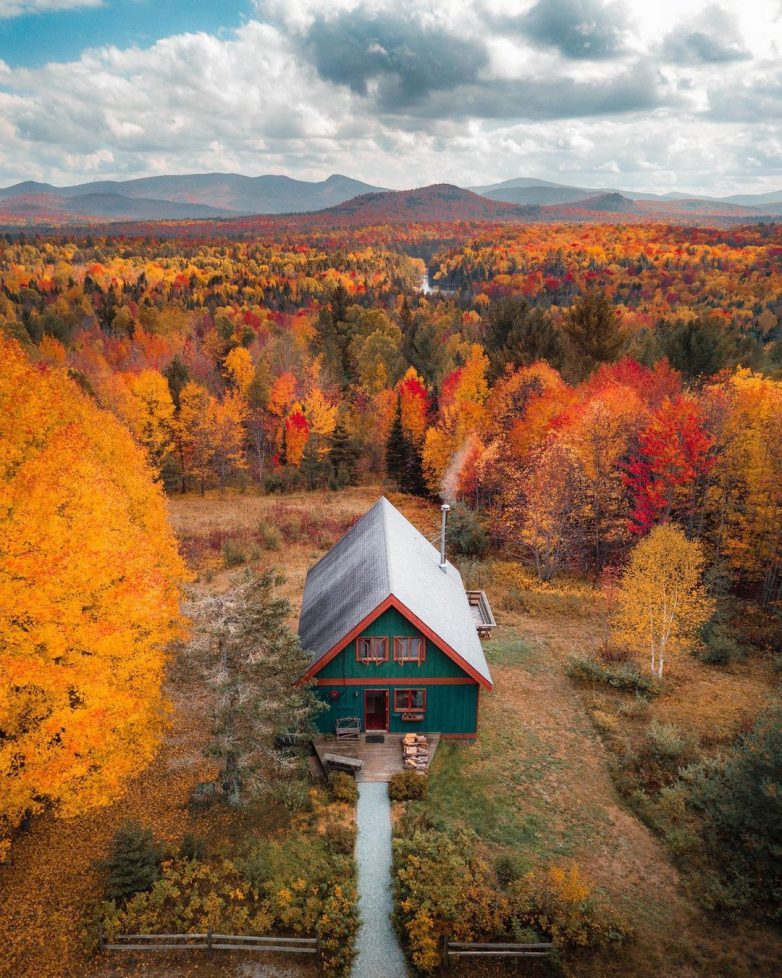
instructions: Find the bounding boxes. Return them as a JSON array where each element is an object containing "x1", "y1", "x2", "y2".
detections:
[{"x1": 298, "y1": 496, "x2": 493, "y2": 688}]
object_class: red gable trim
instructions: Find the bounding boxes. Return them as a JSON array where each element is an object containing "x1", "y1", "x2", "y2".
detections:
[{"x1": 298, "y1": 593, "x2": 493, "y2": 691}]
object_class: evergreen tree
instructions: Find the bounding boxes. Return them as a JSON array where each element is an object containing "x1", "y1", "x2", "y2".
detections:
[
  {"x1": 328, "y1": 418, "x2": 358, "y2": 488},
  {"x1": 278, "y1": 424, "x2": 288, "y2": 467},
  {"x1": 187, "y1": 571, "x2": 321, "y2": 807},
  {"x1": 402, "y1": 435, "x2": 427, "y2": 497},
  {"x1": 163, "y1": 354, "x2": 190, "y2": 411},
  {"x1": 300, "y1": 437, "x2": 328, "y2": 489},
  {"x1": 562, "y1": 290, "x2": 626, "y2": 380},
  {"x1": 385, "y1": 395, "x2": 408, "y2": 486},
  {"x1": 102, "y1": 821, "x2": 161, "y2": 902}
]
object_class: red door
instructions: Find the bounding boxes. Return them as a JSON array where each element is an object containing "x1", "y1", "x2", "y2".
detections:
[{"x1": 364, "y1": 689, "x2": 388, "y2": 731}]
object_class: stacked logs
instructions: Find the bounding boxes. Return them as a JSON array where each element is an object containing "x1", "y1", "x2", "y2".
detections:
[{"x1": 402, "y1": 733, "x2": 430, "y2": 772}]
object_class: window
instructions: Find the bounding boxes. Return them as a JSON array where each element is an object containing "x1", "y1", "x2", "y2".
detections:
[
  {"x1": 394, "y1": 637, "x2": 426, "y2": 664},
  {"x1": 394, "y1": 688, "x2": 426, "y2": 713},
  {"x1": 356, "y1": 636, "x2": 388, "y2": 663}
]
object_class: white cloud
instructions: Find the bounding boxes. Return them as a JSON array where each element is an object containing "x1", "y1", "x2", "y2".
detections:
[
  {"x1": 0, "y1": 0, "x2": 102, "y2": 18},
  {"x1": 0, "y1": 1, "x2": 780, "y2": 193}
]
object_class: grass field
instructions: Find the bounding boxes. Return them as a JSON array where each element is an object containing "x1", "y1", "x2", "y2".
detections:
[{"x1": 1, "y1": 485, "x2": 779, "y2": 978}]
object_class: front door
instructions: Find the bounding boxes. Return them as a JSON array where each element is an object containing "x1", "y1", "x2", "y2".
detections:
[{"x1": 364, "y1": 689, "x2": 388, "y2": 732}]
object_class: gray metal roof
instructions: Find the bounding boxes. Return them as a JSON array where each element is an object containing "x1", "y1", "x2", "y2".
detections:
[{"x1": 298, "y1": 497, "x2": 493, "y2": 688}]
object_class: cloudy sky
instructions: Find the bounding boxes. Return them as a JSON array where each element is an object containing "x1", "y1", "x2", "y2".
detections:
[{"x1": 0, "y1": 0, "x2": 780, "y2": 194}]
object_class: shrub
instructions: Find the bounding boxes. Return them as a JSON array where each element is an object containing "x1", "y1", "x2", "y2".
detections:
[
  {"x1": 699, "y1": 620, "x2": 745, "y2": 665},
  {"x1": 179, "y1": 833, "x2": 206, "y2": 862},
  {"x1": 268, "y1": 778, "x2": 313, "y2": 813},
  {"x1": 644, "y1": 721, "x2": 697, "y2": 766},
  {"x1": 101, "y1": 822, "x2": 161, "y2": 903},
  {"x1": 393, "y1": 826, "x2": 507, "y2": 973},
  {"x1": 445, "y1": 503, "x2": 489, "y2": 558},
  {"x1": 689, "y1": 706, "x2": 782, "y2": 918},
  {"x1": 508, "y1": 863, "x2": 632, "y2": 952},
  {"x1": 566, "y1": 654, "x2": 660, "y2": 697},
  {"x1": 257, "y1": 524, "x2": 281, "y2": 550},
  {"x1": 324, "y1": 821, "x2": 355, "y2": 855},
  {"x1": 98, "y1": 858, "x2": 271, "y2": 942},
  {"x1": 318, "y1": 882, "x2": 360, "y2": 977},
  {"x1": 222, "y1": 538, "x2": 246, "y2": 567},
  {"x1": 188, "y1": 780, "x2": 218, "y2": 811},
  {"x1": 388, "y1": 770, "x2": 428, "y2": 801},
  {"x1": 329, "y1": 770, "x2": 358, "y2": 804},
  {"x1": 495, "y1": 852, "x2": 528, "y2": 886}
]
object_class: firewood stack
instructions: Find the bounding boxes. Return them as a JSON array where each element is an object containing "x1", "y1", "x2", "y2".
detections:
[{"x1": 402, "y1": 733, "x2": 430, "y2": 772}]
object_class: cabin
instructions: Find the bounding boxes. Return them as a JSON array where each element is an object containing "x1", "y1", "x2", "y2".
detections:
[{"x1": 298, "y1": 497, "x2": 494, "y2": 739}]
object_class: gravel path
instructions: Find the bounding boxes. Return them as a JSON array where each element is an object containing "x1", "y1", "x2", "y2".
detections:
[{"x1": 352, "y1": 782, "x2": 409, "y2": 978}]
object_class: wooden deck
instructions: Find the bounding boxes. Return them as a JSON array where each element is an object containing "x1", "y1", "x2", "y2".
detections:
[{"x1": 312, "y1": 734, "x2": 440, "y2": 783}]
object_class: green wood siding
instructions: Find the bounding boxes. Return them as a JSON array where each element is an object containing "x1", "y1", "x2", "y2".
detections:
[
  {"x1": 316, "y1": 607, "x2": 467, "y2": 680},
  {"x1": 312, "y1": 607, "x2": 479, "y2": 735}
]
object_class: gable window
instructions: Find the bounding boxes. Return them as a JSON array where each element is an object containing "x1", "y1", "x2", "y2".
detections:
[
  {"x1": 394, "y1": 688, "x2": 426, "y2": 713},
  {"x1": 394, "y1": 636, "x2": 426, "y2": 664},
  {"x1": 356, "y1": 636, "x2": 388, "y2": 663}
]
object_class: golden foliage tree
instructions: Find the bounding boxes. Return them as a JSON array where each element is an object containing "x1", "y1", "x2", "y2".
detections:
[
  {"x1": 0, "y1": 338, "x2": 187, "y2": 859},
  {"x1": 612, "y1": 524, "x2": 713, "y2": 677}
]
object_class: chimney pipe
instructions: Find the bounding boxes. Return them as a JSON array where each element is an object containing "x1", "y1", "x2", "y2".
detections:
[{"x1": 439, "y1": 503, "x2": 450, "y2": 571}]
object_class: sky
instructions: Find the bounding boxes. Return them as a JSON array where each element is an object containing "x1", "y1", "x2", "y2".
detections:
[{"x1": 0, "y1": 0, "x2": 780, "y2": 195}]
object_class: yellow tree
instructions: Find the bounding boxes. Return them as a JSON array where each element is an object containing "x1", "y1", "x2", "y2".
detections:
[
  {"x1": 612, "y1": 524, "x2": 713, "y2": 677},
  {"x1": 178, "y1": 381, "x2": 214, "y2": 494},
  {"x1": 123, "y1": 369, "x2": 176, "y2": 474},
  {"x1": 224, "y1": 346, "x2": 255, "y2": 395},
  {"x1": 0, "y1": 337, "x2": 187, "y2": 859},
  {"x1": 207, "y1": 392, "x2": 248, "y2": 488},
  {"x1": 304, "y1": 387, "x2": 338, "y2": 454}
]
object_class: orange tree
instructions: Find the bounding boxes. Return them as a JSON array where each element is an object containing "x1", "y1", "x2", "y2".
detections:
[{"x1": 0, "y1": 337, "x2": 188, "y2": 860}]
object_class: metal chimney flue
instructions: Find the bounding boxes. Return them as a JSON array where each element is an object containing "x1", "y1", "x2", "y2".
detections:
[{"x1": 439, "y1": 503, "x2": 450, "y2": 571}]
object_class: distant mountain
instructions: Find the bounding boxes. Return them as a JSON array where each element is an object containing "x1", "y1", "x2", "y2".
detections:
[
  {"x1": 0, "y1": 172, "x2": 386, "y2": 219},
  {"x1": 0, "y1": 169, "x2": 781, "y2": 230},
  {"x1": 309, "y1": 184, "x2": 533, "y2": 224}
]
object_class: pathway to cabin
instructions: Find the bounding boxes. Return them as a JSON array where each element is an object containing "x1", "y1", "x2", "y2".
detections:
[{"x1": 351, "y1": 782, "x2": 409, "y2": 978}]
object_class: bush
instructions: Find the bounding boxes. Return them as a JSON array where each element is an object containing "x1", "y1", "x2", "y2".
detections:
[
  {"x1": 388, "y1": 770, "x2": 428, "y2": 801},
  {"x1": 393, "y1": 826, "x2": 506, "y2": 973},
  {"x1": 699, "y1": 620, "x2": 745, "y2": 665},
  {"x1": 268, "y1": 778, "x2": 313, "y2": 813},
  {"x1": 324, "y1": 821, "x2": 355, "y2": 855},
  {"x1": 508, "y1": 863, "x2": 632, "y2": 952},
  {"x1": 101, "y1": 822, "x2": 161, "y2": 903},
  {"x1": 222, "y1": 538, "x2": 246, "y2": 567},
  {"x1": 318, "y1": 883, "x2": 360, "y2": 977},
  {"x1": 97, "y1": 858, "x2": 271, "y2": 942},
  {"x1": 179, "y1": 833, "x2": 206, "y2": 862},
  {"x1": 329, "y1": 770, "x2": 358, "y2": 804},
  {"x1": 644, "y1": 721, "x2": 697, "y2": 766},
  {"x1": 566, "y1": 654, "x2": 660, "y2": 697},
  {"x1": 495, "y1": 852, "x2": 528, "y2": 886},
  {"x1": 257, "y1": 524, "x2": 281, "y2": 550},
  {"x1": 445, "y1": 503, "x2": 489, "y2": 558},
  {"x1": 689, "y1": 706, "x2": 782, "y2": 918}
]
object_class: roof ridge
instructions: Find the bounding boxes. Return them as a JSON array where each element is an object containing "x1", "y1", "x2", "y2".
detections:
[{"x1": 379, "y1": 496, "x2": 394, "y2": 594}]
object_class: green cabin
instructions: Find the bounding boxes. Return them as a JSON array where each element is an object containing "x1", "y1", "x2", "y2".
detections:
[{"x1": 298, "y1": 497, "x2": 494, "y2": 738}]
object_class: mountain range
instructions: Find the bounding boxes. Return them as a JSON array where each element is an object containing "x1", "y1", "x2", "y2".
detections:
[{"x1": 1, "y1": 172, "x2": 781, "y2": 227}]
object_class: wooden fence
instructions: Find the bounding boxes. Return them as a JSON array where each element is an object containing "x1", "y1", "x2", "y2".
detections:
[
  {"x1": 99, "y1": 928, "x2": 319, "y2": 961},
  {"x1": 443, "y1": 938, "x2": 553, "y2": 965}
]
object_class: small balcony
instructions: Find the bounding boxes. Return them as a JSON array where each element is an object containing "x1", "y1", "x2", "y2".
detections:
[{"x1": 466, "y1": 590, "x2": 496, "y2": 639}]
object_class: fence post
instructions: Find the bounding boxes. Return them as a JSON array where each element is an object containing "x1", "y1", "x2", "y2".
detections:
[
  {"x1": 441, "y1": 932, "x2": 449, "y2": 969},
  {"x1": 207, "y1": 928, "x2": 212, "y2": 954},
  {"x1": 316, "y1": 936, "x2": 321, "y2": 974},
  {"x1": 98, "y1": 923, "x2": 104, "y2": 954}
]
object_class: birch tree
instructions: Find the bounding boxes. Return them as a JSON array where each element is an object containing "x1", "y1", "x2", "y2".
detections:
[{"x1": 612, "y1": 524, "x2": 713, "y2": 677}]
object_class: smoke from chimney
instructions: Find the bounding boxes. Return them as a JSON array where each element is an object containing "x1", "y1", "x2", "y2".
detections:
[{"x1": 439, "y1": 503, "x2": 450, "y2": 572}]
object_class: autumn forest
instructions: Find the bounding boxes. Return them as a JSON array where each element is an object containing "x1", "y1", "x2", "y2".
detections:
[{"x1": 2, "y1": 219, "x2": 782, "y2": 978}]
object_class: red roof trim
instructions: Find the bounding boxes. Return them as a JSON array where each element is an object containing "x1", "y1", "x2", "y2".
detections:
[{"x1": 298, "y1": 593, "x2": 493, "y2": 691}]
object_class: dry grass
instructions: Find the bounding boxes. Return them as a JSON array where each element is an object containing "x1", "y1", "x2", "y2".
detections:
[{"x1": 4, "y1": 485, "x2": 780, "y2": 978}]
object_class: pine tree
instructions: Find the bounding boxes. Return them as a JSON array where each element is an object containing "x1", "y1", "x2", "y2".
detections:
[
  {"x1": 102, "y1": 821, "x2": 161, "y2": 903},
  {"x1": 385, "y1": 395, "x2": 408, "y2": 485},
  {"x1": 329, "y1": 418, "x2": 358, "y2": 488},
  {"x1": 186, "y1": 571, "x2": 321, "y2": 807}
]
